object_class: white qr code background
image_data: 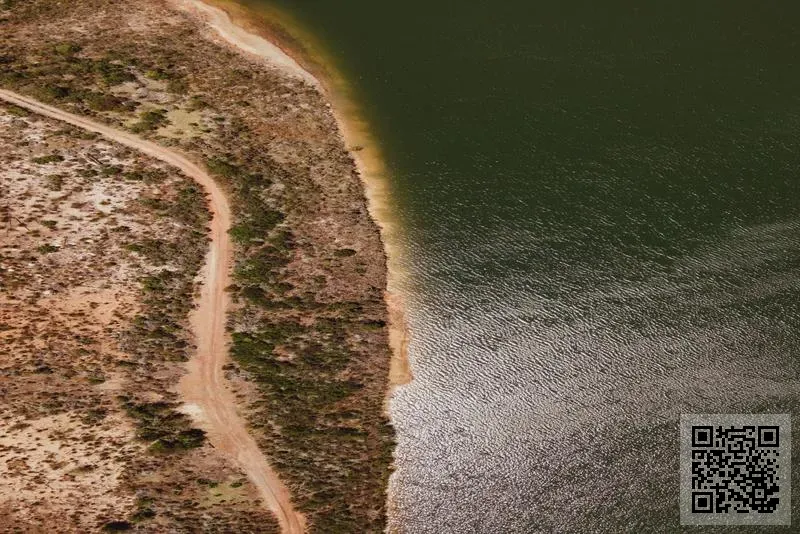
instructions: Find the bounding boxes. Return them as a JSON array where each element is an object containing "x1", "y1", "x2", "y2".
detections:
[{"x1": 680, "y1": 414, "x2": 791, "y2": 526}]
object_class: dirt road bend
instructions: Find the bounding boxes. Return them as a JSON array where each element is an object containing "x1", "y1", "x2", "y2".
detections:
[{"x1": 0, "y1": 89, "x2": 305, "y2": 534}]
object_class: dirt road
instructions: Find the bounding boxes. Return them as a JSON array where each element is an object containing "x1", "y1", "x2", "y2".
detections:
[{"x1": 0, "y1": 89, "x2": 305, "y2": 534}]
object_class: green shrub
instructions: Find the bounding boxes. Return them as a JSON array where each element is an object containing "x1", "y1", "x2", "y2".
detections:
[
  {"x1": 101, "y1": 165, "x2": 122, "y2": 176},
  {"x1": 84, "y1": 91, "x2": 129, "y2": 112},
  {"x1": 130, "y1": 109, "x2": 168, "y2": 133},
  {"x1": 53, "y1": 42, "x2": 82, "y2": 57},
  {"x1": 144, "y1": 68, "x2": 169, "y2": 80},
  {"x1": 43, "y1": 84, "x2": 71, "y2": 100},
  {"x1": 102, "y1": 522, "x2": 132, "y2": 532},
  {"x1": 334, "y1": 248, "x2": 357, "y2": 257},
  {"x1": 167, "y1": 77, "x2": 189, "y2": 94},
  {"x1": 37, "y1": 244, "x2": 59, "y2": 254},
  {"x1": 130, "y1": 507, "x2": 156, "y2": 522},
  {"x1": 241, "y1": 285, "x2": 270, "y2": 306},
  {"x1": 45, "y1": 174, "x2": 63, "y2": 191},
  {"x1": 228, "y1": 209, "x2": 284, "y2": 245},
  {"x1": 123, "y1": 400, "x2": 206, "y2": 453},
  {"x1": 206, "y1": 157, "x2": 241, "y2": 180},
  {"x1": 168, "y1": 184, "x2": 208, "y2": 227},
  {"x1": 4, "y1": 103, "x2": 29, "y2": 117},
  {"x1": 149, "y1": 429, "x2": 206, "y2": 453},
  {"x1": 125, "y1": 238, "x2": 178, "y2": 265},
  {"x1": 32, "y1": 154, "x2": 64, "y2": 164},
  {"x1": 94, "y1": 58, "x2": 134, "y2": 85},
  {"x1": 187, "y1": 95, "x2": 209, "y2": 111}
]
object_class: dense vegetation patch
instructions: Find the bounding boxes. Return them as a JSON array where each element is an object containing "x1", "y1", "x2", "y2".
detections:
[
  {"x1": 122, "y1": 399, "x2": 206, "y2": 452},
  {"x1": 120, "y1": 181, "x2": 208, "y2": 363},
  {"x1": 131, "y1": 108, "x2": 168, "y2": 133}
]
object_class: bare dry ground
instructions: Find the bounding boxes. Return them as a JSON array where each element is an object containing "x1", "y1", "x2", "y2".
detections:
[
  {"x1": 1, "y1": 0, "x2": 394, "y2": 532},
  {"x1": 0, "y1": 105, "x2": 279, "y2": 532}
]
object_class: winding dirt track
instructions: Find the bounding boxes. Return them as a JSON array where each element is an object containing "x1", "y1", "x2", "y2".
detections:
[{"x1": 0, "y1": 89, "x2": 305, "y2": 534}]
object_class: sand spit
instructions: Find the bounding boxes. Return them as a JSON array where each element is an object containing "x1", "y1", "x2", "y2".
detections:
[
  {"x1": 0, "y1": 89, "x2": 304, "y2": 534},
  {"x1": 177, "y1": 0, "x2": 318, "y2": 87},
  {"x1": 174, "y1": 0, "x2": 413, "y2": 394}
]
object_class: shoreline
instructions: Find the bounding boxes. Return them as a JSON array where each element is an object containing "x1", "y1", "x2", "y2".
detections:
[
  {"x1": 177, "y1": 0, "x2": 413, "y2": 395},
  {"x1": 1, "y1": 0, "x2": 402, "y2": 529}
]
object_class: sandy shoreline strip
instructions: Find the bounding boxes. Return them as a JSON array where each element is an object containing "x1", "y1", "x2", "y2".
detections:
[{"x1": 174, "y1": 0, "x2": 412, "y2": 394}]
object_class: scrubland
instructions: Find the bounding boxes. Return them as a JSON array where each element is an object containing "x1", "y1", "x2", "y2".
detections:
[{"x1": 1, "y1": 1, "x2": 394, "y2": 532}]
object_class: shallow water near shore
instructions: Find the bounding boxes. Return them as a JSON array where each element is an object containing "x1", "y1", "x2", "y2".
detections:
[{"x1": 239, "y1": 1, "x2": 800, "y2": 532}]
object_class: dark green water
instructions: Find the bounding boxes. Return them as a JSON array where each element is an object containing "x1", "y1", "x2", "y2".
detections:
[{"x1": 245, "y1": 1, "x2": 800, "y2": 532}]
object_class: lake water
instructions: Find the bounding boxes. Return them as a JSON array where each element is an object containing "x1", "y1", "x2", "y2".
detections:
[{"x1": 242, "y1": 1, "x2": 800, "y2": 531}]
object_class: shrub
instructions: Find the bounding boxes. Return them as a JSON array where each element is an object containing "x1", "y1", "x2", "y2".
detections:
[
  {"x1": 84, "y1": 91, "x2": 129, "y2": 112},
  {"x1": 187, "y1": 95, "x2": 209, "y2": 111},
  {"x1": 5, "y1": 103, "x2": 29, "y2": 117},
  {"x1": 37, "y1": 244, "x2": 59, "y2": 254},
  {"x1": 228, "y1": 209, "x2": 284, "y2": 245},
  {"x1": 334, "y1": 248, "x2": 357, "y2": 257},
  {"x1": 94, "y1": 58, "x2": 134, "y2": 85},
  {"x1": 45, "y1": 174, "x2": 63, "y2": 191},
  {"x1": 150, "y1": 429, "x2": 206, "y2": 453},
  {"x1": 167, "y1": 77, "x2": 189, "y2": 94},
  {"x1": 102, "y1": 522, "x2": 132, "y2": 532},
  {"x1": 206, "y1": 157, "x2": 241, "y2": 180},
  {"x1": 42, "y1": 84, "x2": 71, "y2": 100},
  {"x1": 123, "y1": 400, "x2": 206, "y2": 453},
  {"x1": 144, "y1": 69, "x2": 169, "y2": 80},
  {"x1": 101, "y1": 165, "x2": 122, "y2": 176},
  {"x1": 125, "y1": 238, "x2": 177, "y2": 265},
  {"x1": 32, "y1": 154, "x2": 64, "y2": 164},
  {"x1": 53, "y1": 42, "x2": 82, "y2": 57},
  {"x1": 130, "y1": 507, "x2": 156, "y2": 522},
  {"x1": 130, "y1": 109, "x2": 168, "y2": 133}
]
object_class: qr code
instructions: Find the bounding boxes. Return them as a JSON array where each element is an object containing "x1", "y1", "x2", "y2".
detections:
[{"x1": 680, "y1": 414, "x2": 791, "y2": 526}]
